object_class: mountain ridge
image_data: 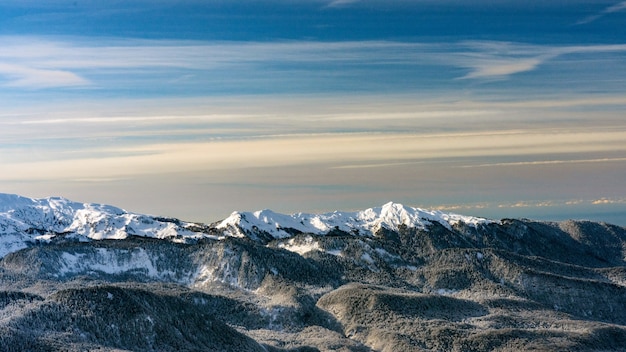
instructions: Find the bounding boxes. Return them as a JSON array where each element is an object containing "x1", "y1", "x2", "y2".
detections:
[
  {"x1": 0, "y1": 193, "x2": 218, "y2": 258},
  {"x1": 216, "y1": 201, "x2": 494, "y2": 240},
  {"x1": 0, "y1": 193, "x2": 497, "y2": 258},
  {"x1": 1, "y1": 193, "x2": 625, "y2": 351}
]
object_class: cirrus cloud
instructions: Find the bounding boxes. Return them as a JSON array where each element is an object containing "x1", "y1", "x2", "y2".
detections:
[
  {"x1": 1, "y1": 36, "x2": 626, "y2": 90},
  {"x1": 0, "y1": 62, "x2": 89, "y2": 88},
  {"x1": 577, "y1": 1, "x2": 626, "y2": 25}
]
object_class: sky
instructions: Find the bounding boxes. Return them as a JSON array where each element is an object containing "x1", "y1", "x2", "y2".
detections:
[{"x1": 1, "y1": 0, "x2": 625, "y2": 225}]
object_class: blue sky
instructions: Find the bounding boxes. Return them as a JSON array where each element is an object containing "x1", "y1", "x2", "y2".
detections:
[{"x1": 1, "y1": 0, "x2": 626, "y2": 225}]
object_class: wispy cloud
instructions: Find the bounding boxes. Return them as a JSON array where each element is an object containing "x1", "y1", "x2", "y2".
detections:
[
  {"x1": 457, "y1": 157, "x2": 626, "y2": 169},
  {"x1": 0, "y1": 63, "x2": 89, "y2": 88},
  {"x1": 1, "y1": 36, "x2": 626, "y2": 89},
  {"x1": 459, "y1": 57, "x2": 544, "y2": 80},
  {"x1": 325, "y1": 0, "x2": 361, "y2": 8},
  {"x1": 331, "y1": 161, "x2": 424, "y2": 169},
  {"x1": 2, "y1": 128, "x2": 626, "y2": 181},
  {"x1": 435, "y1": 197, "x2": 626, "y2": 213},
  {"x1": 577, "y1": 1, "x2": 626, "y2": 25},
  {"x1": 454, "y1": 41, "x2": 626, "y2": 80}
]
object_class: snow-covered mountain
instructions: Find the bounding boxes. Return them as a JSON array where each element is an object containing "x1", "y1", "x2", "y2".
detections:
[
  {"x1": 1, "y1": 193, "x2": 626, "y2": 351},
  {"x1": 0, "y1": 193, "x2": 492, "y2": 258},
  {"x1": 217, "y1": 201, "x2": 492, "y2": 239},
  {"x1": 0, "y1": 193, "x2": 215, "y2": 258}
]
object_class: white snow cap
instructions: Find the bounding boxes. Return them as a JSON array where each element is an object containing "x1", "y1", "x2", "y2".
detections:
[
  {"x1": 0, "y1": 194, "x2": 493, "y2": 258},
  {"x1": 0, "y1": 193, "x2": 212, "y2": 258},
  {"x1": 217, "y1": 201, "x2": 492, "y2": 239}
]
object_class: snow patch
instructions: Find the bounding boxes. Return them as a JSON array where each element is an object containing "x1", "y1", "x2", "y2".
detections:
[
  {"x1": 0, "y1": 234, "x2": 30, "y2": 258},
  {"x1": 34, "y1": 234, "x2": 55, "y2": 242},
  {"x1": 435, "y1": 288, "x2": 458, "y2": 296},
  {"x1": 193, "y1": 265, "x2": 215, "y2": 287},
  {"x1": 193, "y1": 259, "x2": 241, "y2": 288},
  {"x1": 360, "y1": 252, "x2": 375, "y2": 265},
  {"x1": 278, "y1": 236, "x2": 320, "y2": 256},
  {"x1": 57, "y1": 248, "x2": 184, "y2": 283},
  {"x1": 325, "y1": 249, "x2": 343, "y2": 256},
  {"x1": 374, "y1": 247, "x2": 401, "y2": 260}
]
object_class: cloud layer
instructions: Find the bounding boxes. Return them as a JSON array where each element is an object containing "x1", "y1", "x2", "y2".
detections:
[
  {"x1": 2, "y1": 37, "x2": 626, "y2": 90},
  {"x1": 1, "y1": 33, "x2": 625, "y2": 224}
]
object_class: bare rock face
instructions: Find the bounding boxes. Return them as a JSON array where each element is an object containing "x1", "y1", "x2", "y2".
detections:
[{"x1": 1, "y1": 194, "x2": 626, "y2": 351}]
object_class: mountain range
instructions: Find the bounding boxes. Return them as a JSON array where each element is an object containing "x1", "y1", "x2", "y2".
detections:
[{"x1": 1, "y1": 193, "x2": 625, "y2": 351}]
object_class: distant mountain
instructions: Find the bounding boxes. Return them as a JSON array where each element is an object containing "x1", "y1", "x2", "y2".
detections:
[
  {"x1": 0, "y1": 193, "x2": 218, "y2": 258},
  {"x1": 0, "y1": 193, "x2": 490, "y2": 256},
  {"x1": 216, "y1": 201, "x2": 491, "y2": 240},
  {"x1": 1, "y1": 193, "x2": 625, "y2": 351}
]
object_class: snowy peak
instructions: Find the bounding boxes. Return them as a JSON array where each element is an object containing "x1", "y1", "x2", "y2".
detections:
[
  {"x1": 0, "y1": 194, "x2": 124, "y2": 231},
  {"x1": 1, "y1": 193, "x2": 493, "y2": 258},
  {"x1": 216, "y1": 201, "x2": 493, "y2": 239},
  {"x1": 360, "y1": 201, "x2": 431, "y2": 230},
  {"x1": 0, "y1": 193, "x2": 214, "y2": 258}
]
